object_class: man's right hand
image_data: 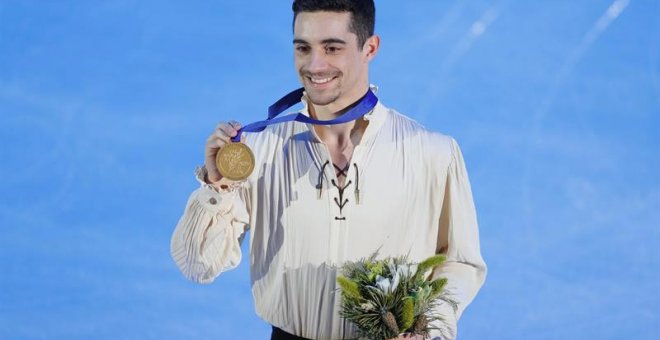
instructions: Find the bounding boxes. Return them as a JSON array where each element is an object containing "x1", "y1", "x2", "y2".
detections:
[{"x1": 205, "y1": 120, "x2": 242, "y2": 183}]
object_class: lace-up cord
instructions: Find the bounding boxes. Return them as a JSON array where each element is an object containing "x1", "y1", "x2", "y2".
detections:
[
  {"x1": 316, "y1": 161, "x2": 362, "y2": 220},
  {"x1": 317, "y1": 161, "x2": 330, "y2": 199},
  {"x1": 333, "y1": 163, "x2": 349, "y2": 178},
  {"x1": 353, "y1": 163, "x2": 361, "y2": 205}
]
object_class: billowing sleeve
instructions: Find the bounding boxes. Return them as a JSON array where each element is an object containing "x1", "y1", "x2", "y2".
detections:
[
  {"x1": 170, "y1": 166, "x2": 250, "y2": 284},
  {"x1": 429, "y1": 138, "x2": 487, "y2": 340}
]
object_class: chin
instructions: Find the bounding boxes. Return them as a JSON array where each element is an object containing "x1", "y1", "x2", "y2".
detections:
[{"x1": 305, "y1": 89, "x2": 341, "y2": 107}]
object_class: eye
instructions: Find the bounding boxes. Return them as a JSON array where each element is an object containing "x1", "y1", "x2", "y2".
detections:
[
  {"x1": 325, "y1": 46, "x2": 342, "y2": 54},
  {"x1": 295, "y1": 45, "x2": 310, "y2": 54}
]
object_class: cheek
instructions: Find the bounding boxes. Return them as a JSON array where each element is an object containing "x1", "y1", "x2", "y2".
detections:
[
  {"x1": 331, "y1": 57, "x2": 350, "y2": 73},
  {"x1": 338, "y1": 58, "x2": 359, "y2": 77},
  {"x1": 293, "y1": 55, "x2": 305, "y2": 71}
]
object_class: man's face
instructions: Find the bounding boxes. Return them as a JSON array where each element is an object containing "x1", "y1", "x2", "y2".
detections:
[{"x1": 293, "y1": 11, "x2": 371, "y2": 108}]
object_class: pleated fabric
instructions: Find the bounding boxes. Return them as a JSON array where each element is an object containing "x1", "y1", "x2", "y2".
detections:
[{"x1": 171, "y1": 90, "x2": 486, "y2": 340}]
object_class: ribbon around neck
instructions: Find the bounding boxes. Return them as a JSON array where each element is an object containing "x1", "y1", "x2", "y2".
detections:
[{"x1": 231, "y1": 87, "x2": 378, "y2": 142}]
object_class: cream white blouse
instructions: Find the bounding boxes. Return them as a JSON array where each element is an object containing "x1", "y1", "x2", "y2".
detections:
[{"x1": 171, "y1": 94, "x2": 487, "y2": 339}]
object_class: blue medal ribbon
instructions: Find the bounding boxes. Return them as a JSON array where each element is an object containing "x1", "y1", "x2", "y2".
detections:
[{"x1": 231, "y1": 87, "x2": 378, "y2": 142}]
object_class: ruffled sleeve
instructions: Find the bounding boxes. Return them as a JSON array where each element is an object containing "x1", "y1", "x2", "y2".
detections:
[
  {"x1": 429, "y1": 138, "x2": 487, "y2": 340},
  {"x1": 170, "y1": 167, "x2": 250, "y2": 284}
]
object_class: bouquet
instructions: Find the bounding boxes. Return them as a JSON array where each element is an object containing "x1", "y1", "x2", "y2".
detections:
[{"x1": 336, "y1": 254, "x2": 457, "y2": 339}]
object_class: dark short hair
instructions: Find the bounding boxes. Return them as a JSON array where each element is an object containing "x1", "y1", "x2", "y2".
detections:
[{"x1": 292, "y1": 0, "x2": 375, "y2": 49}]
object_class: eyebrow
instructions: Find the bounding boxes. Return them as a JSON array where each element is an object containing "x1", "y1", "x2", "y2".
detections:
[{"x1": 293, "y1": 38, "x2": 347, "y2": 45}]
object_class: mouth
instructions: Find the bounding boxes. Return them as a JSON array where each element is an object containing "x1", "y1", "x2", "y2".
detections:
[{"x1": 306, "y1": 75, "x2": 338, "y2": 88}]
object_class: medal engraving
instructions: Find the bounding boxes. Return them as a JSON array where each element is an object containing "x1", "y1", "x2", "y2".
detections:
[{"x1": 215, "y1": 142, "x2": 255, "y2": 181}]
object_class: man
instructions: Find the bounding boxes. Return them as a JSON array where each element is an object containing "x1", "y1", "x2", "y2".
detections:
[{"x1": 171, "y1": 1, "x2": 486, "y2": 339}]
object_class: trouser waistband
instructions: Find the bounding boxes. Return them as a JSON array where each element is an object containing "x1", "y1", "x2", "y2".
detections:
[{"x1": 271, "y1": 326, "x2": 312, "y2": 340}]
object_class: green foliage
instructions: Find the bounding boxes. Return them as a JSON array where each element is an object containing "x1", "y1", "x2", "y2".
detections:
[
  {"x1": 337, "y1": 276, "x2": 362, "y2": 301},
  {"x1": 366, "y1": 261, "x2": 385, "y2": 281},
  {"x1": 429, "y1": 277, "x2": 448, "y2": 299},
  {"x1": 414, "y1": 254, "x2": 447, "y2": 279},
  {"x1": 401, "y1": 298, "x2": 415, "y2": 330},
  {"x1": 336, "y1": 253, "x2": 455, "y2": 339}
]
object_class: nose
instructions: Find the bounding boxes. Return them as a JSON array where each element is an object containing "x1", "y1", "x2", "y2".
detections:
[{"x1": 306, "y1": 49, "x2": 329, "y2": 74}]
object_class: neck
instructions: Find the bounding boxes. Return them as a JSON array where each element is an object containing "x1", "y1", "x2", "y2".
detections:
[
  {"x1": 308, "y1": 83, "x2": 370, "y2": 121},
  {"x1": 307, "y1": 85, "x2": 371, "y2": 146}
]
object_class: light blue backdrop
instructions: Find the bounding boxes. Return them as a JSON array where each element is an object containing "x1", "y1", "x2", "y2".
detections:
[{"x1": 1, "y1": 0, "x2": 658, "y2": 339}]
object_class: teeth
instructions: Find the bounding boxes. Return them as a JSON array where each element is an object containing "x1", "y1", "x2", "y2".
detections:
[{"x1": 310, "y1": 77, "x2": 333, "y2": 84}]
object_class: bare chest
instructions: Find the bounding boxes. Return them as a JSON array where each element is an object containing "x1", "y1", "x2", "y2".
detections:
[{"x1": 326, "y1": 144, "x2": 354, "y2": 187}]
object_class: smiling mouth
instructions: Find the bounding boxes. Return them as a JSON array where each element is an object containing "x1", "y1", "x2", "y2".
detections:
[{"x1": 307, "y1": 75, "x2": 338, "y2": 86}]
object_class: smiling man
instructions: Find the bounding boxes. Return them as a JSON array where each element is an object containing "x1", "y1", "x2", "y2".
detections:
[{"x1": 171, "y1": 1, "x2": 486, "y2": 339}]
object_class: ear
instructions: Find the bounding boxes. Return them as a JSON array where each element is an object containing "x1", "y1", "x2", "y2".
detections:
[{"x1": 363, "y1": 34, "x2": 380, "y2": 62}]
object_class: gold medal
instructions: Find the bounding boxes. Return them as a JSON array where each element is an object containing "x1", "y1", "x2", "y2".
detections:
[{"x1": 215, "y1": 142, "x2": 255, "y2": 181}]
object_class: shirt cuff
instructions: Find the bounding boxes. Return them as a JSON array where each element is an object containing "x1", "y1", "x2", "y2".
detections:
[{"x1": 193, "y1": 166, "x2": 246, "y2": 213}]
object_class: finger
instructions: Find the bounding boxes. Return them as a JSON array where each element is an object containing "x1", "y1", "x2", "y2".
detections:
[
  {"x1": 218, "y1": 123, "x2": 238, "y2": 137},
  {"x1": 214, "y1": 122, "x2": 229, "y2": 131},
  {"x1": 206, "y1": 134, "x2": 229, "y2": 150},
  {"x1": 207, "y1": 133, "x2": 225, "y2": 146},
  {"x1": 213, "y1": 129, "x2": 231, "y2": 140},
  {"x1": 228, "y1": 120, "x2": 242, "y2": 130}
]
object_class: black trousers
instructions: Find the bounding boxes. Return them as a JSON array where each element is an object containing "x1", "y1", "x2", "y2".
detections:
[{"x1": 270, "y1": 326, "x2": 312, "y2": 340}]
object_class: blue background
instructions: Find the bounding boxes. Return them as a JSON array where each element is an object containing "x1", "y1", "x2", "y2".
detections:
[{"x1": 1, "y1": 0, "x2": 658, "y2": 339}]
